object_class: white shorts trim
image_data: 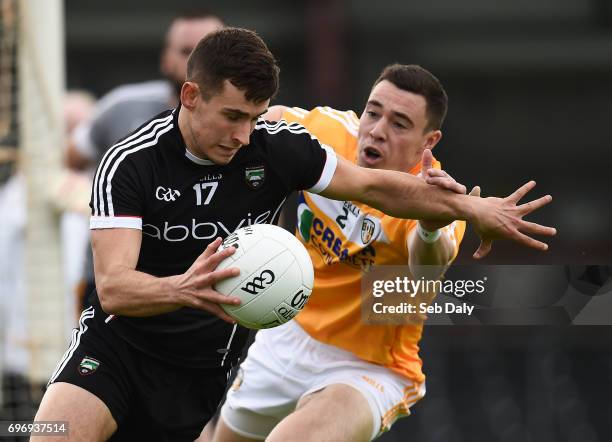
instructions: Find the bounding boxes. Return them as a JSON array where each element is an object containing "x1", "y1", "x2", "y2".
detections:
[
  {"x1": 221, "y1": 320, "x2": 425, "y2": 440},
  {"x1": 300, "y1": 381, "x2": 382, "y2": 440},
  {"x1": 48, "y1": 307, "x2": 95, "y2": 385},
  {"x1": 220, "y1": 404, "x2": 270, "y2": 440}
]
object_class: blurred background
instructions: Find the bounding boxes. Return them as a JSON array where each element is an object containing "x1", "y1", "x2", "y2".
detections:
[
  {"x1": 65, "y1": 0, "x2": 612, "y2": 264},
  {"x1": 1, "y1": 0, "x2": 612, "y2": 441}
]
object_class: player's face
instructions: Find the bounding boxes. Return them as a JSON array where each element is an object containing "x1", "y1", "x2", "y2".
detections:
[
  {"x1": 182, "y1": 80, "x2": 269, "y2": 165},
  {"x1": 161, "y1": 17, "x2": 224, "y2": 96},
  {"x1": 357, "y1": 80, "x2": 441, "y2": 172}
]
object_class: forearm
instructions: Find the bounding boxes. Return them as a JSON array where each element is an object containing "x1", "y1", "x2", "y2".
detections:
[
  {"x1": 360, "y1": 168, "x2": 477, "y2": 223},
  {"x1": 96, "y1": 266, "x2": 184, "y2": 317}
]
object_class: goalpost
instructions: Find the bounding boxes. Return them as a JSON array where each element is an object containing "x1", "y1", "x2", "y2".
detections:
[
  {"x1": 20, "y1": 0, "x2": 66, "y2": 384},
  {"x1": 0, "y1": 0, "x2": 66, "y2": 412}
]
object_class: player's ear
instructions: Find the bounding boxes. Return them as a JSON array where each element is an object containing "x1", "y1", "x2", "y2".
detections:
[
  {"x1": 424, "y1": 130, "x2": 442, "y2": 151},
  {"x1": 181, "y1": 82, "x2": 200, "y2": 110}
]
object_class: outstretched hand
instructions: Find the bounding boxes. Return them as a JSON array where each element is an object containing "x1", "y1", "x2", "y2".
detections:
[{"x1": 470, "y1": 181, "x2": 556, "y2": 259}]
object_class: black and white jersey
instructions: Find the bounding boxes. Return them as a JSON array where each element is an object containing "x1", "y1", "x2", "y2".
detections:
[{"x1": 89, "y1": 107, "x2": 337, "y2": 368}]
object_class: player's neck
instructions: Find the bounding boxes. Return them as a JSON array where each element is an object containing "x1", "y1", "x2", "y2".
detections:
[{"x1": 177, "y1": 108, "x2": 206, "y2": 161}]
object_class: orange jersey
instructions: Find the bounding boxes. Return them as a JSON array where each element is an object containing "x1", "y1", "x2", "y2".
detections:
[{"x1": 282, "y1": 106, "x2": 466, "y2": 382}]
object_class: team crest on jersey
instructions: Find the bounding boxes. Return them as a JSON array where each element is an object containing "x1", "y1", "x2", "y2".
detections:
[
  {"x1": 361, "y1": 218, "x2": 376, "y2": 244},
  {"x1": 245, "y1": 166, "x2": 265, "y2": 189},
  {"x1": 78, "y1": 357, "x2": 100, "y2": 376}
]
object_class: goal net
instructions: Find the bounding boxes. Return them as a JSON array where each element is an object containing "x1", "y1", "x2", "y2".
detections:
[{"x1": 1, "y1": 0, "x2": 66, "y2": 420}]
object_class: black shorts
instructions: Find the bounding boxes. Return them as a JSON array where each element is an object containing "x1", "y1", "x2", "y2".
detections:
[{"x1": 49, "y1": 306, "x2": 230, "y2": 442}]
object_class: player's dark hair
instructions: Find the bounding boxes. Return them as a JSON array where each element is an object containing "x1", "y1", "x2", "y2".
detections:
[
  {"x1": 187, "y1": 28, "x2": 279, "y2": 104},
  {"x1": 374, "y1": 64, "x2": 448, "y2": 131}
]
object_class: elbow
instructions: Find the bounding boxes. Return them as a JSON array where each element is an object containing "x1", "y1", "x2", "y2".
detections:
[{"x1": 96, "y1": 277, "x2": 121, "y2": 315}]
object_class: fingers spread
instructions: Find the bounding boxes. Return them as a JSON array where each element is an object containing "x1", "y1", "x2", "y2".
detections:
[
  {"x1": 514, "y1": 231, "x2": 549, "y2": 251},
  {"x1": 519, "y1": 220, "x2": 557, "y2": 237},
  {"x1": 425, "y1": 176, "x2": 466, "y2": 194},
  {"x1": 196, "y1": 285, "x2": 242, "y2": 306},
  {"x1": 201, "y1": 237, "x2": 223, "y2": 260},
  {"x1": 198, "y1": 300, "x2": 238, "y2": 324},
  {"x1": 473, "y1": 239, "x2": 492, "y2": 259},
  {"x1": 469, "y1": 186, "x2": 481, "y2": 197},
  {"x1": 205, "y1": 267, "x2": 241, "y2": 288},
  {"x1": 507, "y1": 180, "x2": 536, "y2": 203},
  {"x1": 202, "y1": 245, "x2": 236, "y2": 272},
  {"x1": 517, "y1": 194, "x2": 552, "y2": 216},
  {"x1": 421, "y1": 149, "x2": 433, "y2": 174},
  {"x1": 426, "y1": 168, "x2": 447, "y2": 178}
]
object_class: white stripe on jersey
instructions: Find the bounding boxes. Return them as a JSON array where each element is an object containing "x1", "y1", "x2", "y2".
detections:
[
  {"x1": 254, "y1": 119, "x2": 338, "y2": 194},
  {"x1": 308, "y1": 144, "x2": 338, "y2": 194},
  {"x1": 263, "y1": 126, "x2": 311, "y2": 136},
  {"x1": 93, "y1": 114, "x2": 173, "y2": 215},
  {"x1": 92, "y1": 114, "x2": 173, "y2": 217},
  {"x1": 259, "y1": 119, "x2": 284, "y2": 131},
  {"x1": 317, "y1": 107, "x2": 359, "y2": 137},
  {"x1": 93, "y1": 114, "x2": 172, "y2": 216},
  {"x1": 254, "y1": 119, "x2": 314, "y2": 138},
  {"x1": 220, "y1": 324, "x2": 238, "y2": 367},
  {"x1": 255, "y1": 119, "x2": 310, "y2": 136},
  {"x1": 48, "y1": 307, "x2": 95, "y2": 385},
  {"x1": 285, "y1": 107, "x2": 308, "y2": 119},
  {"x1": 106, "y1": 123, "x2": 174, "y2": 217},
  {"x1": 322, "y1": 106, "x2": 360, "y2": 129}
]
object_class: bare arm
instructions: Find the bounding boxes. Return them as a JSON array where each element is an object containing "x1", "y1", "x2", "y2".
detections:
[
  {"x1": 321, "y1": 156, "x2": 476, "y2": 222},
  {"x1": 408, "y1": 149, "x2": 466, "y2": 270},
  {"x1": 408, "y1": 150, "x2": 472, "y2": 271},
  {"x1": 320, "y1": 157, "x2": 556, "y2": 258},
  {"x1": 263, "y1": 105, "x2": 287, "y2": 121},
  {"x1": 407, "y1": 187, "x2": 480, "y2": 272},
  {"x1": 92, "y1": 229, "x2": 241, "y2": 322},
  {"x1": 408, "y1": 227, "x2": 456, "y2": 269}
]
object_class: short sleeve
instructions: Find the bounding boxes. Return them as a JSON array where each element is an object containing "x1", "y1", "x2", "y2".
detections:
[
  {"x1": 89, "y1": 154, "x2": 144, "y2": 230},
  {"x1": 281, "y1": 107, "x2": 309, "y2": 124},
  {"x1": 254, "y1": 120, "x2": 337, "y2": 193}
]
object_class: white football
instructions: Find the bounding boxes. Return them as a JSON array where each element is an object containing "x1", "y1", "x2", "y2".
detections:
[{"x1": 214, "y1": 224, "x2": 314, "y2": 329}]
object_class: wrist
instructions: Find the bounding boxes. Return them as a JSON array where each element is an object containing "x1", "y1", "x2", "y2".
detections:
[
  {"x1": 164, "y1": 275, "x2": 187, "y2": 307},
  {"x1": 462, "y1": 193, "x2": 479, "y2": 223},
  {"x1": 417, "y1": 221, "x2": 441, "y2": 243}
]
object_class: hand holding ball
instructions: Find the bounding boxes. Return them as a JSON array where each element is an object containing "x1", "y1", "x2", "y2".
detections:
[{"x1": 214, "y1": 224, "x2": 314, "y2": 329}]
